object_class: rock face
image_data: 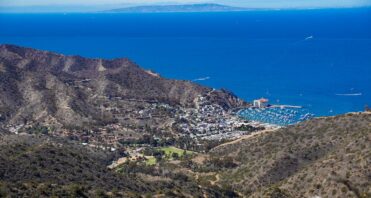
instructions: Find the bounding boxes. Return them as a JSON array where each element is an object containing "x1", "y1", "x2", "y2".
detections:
[{"x1": 0, "y1": 44, "x2": 246, "y2": 128}]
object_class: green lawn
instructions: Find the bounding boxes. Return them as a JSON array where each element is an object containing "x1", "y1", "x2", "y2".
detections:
[
  {"x1": 144, "y1": 146, "x2": 194, "y2": 165},
  {"x1": 145, "y1": 156, "x2": 156, "y2": 165},
  {"x1": 159, "y1": 146, "x2": 193, "y2": 158}
]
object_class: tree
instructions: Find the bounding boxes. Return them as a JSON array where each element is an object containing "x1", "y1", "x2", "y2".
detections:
[
  {"x1": 153, "y1": 150, "x2": 165, "y2": 161},
  {"x1": 154, "y1": 154, "x2": 162, "y2": 162},
  {"x1": 171, "y1": 152, "x2": 179, "y2": 160}
]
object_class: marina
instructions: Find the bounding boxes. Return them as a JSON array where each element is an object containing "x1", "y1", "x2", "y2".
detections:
[{"x1": 240, "y1": 98, "x2": 314, "y2": 126}]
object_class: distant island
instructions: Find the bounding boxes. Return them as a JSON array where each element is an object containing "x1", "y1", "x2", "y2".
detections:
[{"x1": 106, "y1": 3, "x2": 248, "y2": 13}]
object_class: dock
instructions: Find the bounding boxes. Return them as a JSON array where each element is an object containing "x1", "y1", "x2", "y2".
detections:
[{"x1": 270, "y1": 105, "x2": 302, "y2": 109}]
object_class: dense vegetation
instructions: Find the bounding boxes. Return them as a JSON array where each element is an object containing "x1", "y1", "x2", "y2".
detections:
[{"x1": 0, "y1": 134, "x2": 229, "y2": 197}]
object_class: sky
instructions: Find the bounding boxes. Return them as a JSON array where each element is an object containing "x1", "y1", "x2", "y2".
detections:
[{"x1": 0, "y1": 0, "x2": 370, "y2": 12}]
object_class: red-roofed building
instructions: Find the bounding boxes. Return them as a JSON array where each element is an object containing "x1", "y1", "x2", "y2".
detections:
[{"x1": 253, "y1": 98, "x2": 269, "y2": 108}]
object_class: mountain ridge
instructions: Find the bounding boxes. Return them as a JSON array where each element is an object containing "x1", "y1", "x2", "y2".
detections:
[{"x1": 0, "y1": 44, "x2": 247, "y2": 141}]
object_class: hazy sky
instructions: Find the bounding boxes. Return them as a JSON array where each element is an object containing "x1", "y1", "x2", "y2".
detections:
[{"x1": 1, "y1": 0, "x2": 371, "y2": 8}]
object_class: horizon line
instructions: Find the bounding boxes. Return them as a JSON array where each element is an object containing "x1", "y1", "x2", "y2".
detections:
[{"x1": 1, "y1": 4, "x2": 370, "y2": 14}]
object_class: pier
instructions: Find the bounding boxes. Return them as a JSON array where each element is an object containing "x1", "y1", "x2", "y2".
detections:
[{"x1": 270, "y1": 105, "x2": 303, "y2": 109}]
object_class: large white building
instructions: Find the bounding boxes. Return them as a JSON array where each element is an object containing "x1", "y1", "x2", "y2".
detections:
[{"x1": 253, "y1": 98, "x2": 269, "y2": 108}]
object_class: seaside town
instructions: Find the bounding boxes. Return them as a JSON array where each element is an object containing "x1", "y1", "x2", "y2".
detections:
[
  {"x1": 2, "y1": 94, "x2": 284, "y2": 168},
  {"x1": 1, "y1": 66, "x2": 320, "y2": 169},
  {"x1": 3, "y1": 95, "x2": 280, "y2": 150},
  {"x1": 3, "y1": 94, "x2": 323, "y2": 151}
]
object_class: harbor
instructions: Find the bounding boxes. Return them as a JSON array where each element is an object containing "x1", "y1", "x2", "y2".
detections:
[{"x1": 239, "y1": 98, "x2": 314, "y2": 126}]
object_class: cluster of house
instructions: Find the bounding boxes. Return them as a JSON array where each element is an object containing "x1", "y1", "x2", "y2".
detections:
[
  {"x1": 3, "y1": 92, "x2": 278, "y2": 153},
  {"x1": 69, "y1": 95, "x2": 275, "y2": 142},
  {"x1": 108, "y1": 147, "x2": 149, "y2": 169},
  {"x1": 6, "y1": 124, "x2": 24, "y2": 134},
  {"x1": 100, "y1": 94, "x2": 253, "y2": 141},
  {"x1": 172, "y1": 96, "x2": 270, "y2": 140}
]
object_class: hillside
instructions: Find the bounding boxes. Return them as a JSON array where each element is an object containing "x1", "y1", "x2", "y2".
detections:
[
  {"x1": 1, "y1": 113, "x2": 369, "y2": 197},
  {"x1": 193, "y1": 112, "x2": 370, "y2": 197},
  {"x1": 0, "y1": 134, "x2": 142, "y2": 197},
  {"x1": 0, "y1": 44, "x2": 247, "y2": 145},
  {"x1": 0, "y1": 133, "x2": 235, "y2": 197},
  {"x1": 107, "y1": 3, "x2": 247, "y2": 13}
]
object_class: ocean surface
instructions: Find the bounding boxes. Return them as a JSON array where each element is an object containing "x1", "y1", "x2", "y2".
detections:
[{"x1": 1, "y1": 8, "x2": 370, "y2": 120}]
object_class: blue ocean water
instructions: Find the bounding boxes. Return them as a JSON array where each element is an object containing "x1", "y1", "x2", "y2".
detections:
[{"x1": 0, "y1": 9, "x2": 370, "y2": 118}]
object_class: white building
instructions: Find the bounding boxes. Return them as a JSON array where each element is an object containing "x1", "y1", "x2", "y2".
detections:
[{"x1": 253, "y1": 98, "x2": 269, "y2": 108}]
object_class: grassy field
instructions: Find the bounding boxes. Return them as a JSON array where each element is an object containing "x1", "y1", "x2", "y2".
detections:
[
  {"x1": 145, "y1": 156, "x2": 156, "y2": 165},
  {"x1": 144, "y1": 146, "x2": 194, "y2": 165},
  {"x1": 159, "y1": 146, "x2": 194, "y2": 157}
]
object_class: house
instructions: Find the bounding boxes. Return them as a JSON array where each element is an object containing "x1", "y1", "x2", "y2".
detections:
[{"x1": 253, "y1": 98, "x2": 269, "y2": 108}]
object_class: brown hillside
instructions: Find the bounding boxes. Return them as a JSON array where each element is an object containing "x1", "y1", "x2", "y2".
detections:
[{"x1": 204, "y1": 113, "x2": 371, "y2": 197}]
